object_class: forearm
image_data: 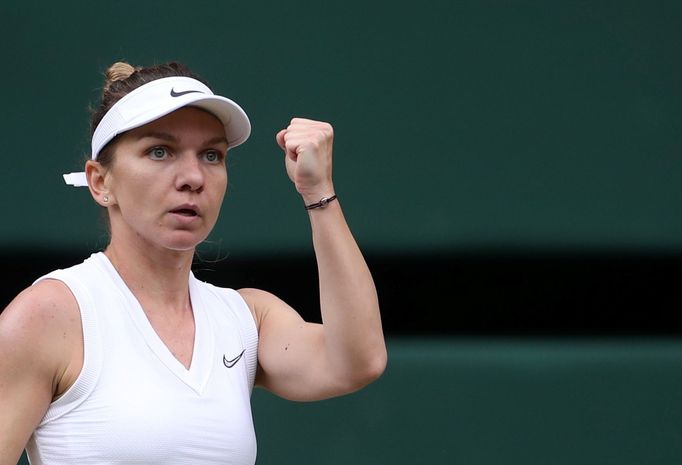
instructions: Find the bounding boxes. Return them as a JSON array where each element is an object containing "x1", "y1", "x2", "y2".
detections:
[
  {"x1": 274, "y1": 117, "x2": 386, "y2": 391},
  {"x1": 308, "y1": 198, "x2": 387, "y2": 386}
]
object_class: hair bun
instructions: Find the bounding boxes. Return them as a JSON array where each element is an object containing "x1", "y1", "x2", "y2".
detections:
[{"x1": 104, "y1": 62, "x2": 138, "y2": 92}]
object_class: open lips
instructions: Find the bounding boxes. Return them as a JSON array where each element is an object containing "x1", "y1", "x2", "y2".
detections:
[{"x1": 170, "y1": 205, "x2": 199, "y2": 217}]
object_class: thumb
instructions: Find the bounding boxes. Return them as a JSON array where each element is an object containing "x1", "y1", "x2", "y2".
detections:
[
  {"x1": 276, "y1": 128, "x2": 299, "y2": 161},
  {"x1": 275, "y1": 129, "x2": 287, "y2": 151}
]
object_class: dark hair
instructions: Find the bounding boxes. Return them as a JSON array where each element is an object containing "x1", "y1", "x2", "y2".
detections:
[{"x1": 91, "y1": 61, "x2": 206, "y2": 166}]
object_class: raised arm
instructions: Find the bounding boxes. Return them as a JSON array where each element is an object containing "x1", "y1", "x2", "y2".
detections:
[{"x1": 239, "y1": 118, "x2": 386, "y2": 401}]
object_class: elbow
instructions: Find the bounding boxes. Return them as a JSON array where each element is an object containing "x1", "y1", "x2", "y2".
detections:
[
  {"x1": 367, "y1": 346, "x2": 388, "y2": 382},
  {"x1": 345, "y1": 346, "x2": 388, "y2": 392}
]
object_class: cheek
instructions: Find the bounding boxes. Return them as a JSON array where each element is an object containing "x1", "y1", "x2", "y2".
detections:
[
  {"x1": 206, "y1": 174, "x2": 228, "y2": 220},
  {"x1": 221, "y1": 175, "x2": 228, "y2": 197},
  {"x1": 213, "y1": 170, "x2": 228, "y2": 199},
  {"x1": 115, "y1": 177, "x2": 161, "y2": 219}
]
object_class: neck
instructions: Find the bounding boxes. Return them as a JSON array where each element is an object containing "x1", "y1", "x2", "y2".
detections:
[{"x1": 104, "y1": 239, "x2": 195, "y2": 315}]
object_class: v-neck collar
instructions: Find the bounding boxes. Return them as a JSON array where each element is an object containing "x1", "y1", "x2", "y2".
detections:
[{"x1": 93, "y1": 252, "x2": 214, "y2": 395}]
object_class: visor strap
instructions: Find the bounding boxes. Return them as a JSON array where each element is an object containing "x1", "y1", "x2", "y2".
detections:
[{"x1": 63, "y1": 172, "x2": 88, "y2": 187}]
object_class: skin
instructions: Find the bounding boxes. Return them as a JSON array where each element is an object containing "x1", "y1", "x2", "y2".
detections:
[{"x1": 0, "y1": 106, "x2": 386, "y2": 464}]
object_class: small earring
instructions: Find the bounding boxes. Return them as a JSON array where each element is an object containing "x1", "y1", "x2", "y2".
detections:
[{"x1": 103, "y1": 195, "x2": 109, "y2": 203}]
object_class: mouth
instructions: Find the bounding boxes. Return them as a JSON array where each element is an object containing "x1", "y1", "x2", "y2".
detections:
[{"x1": 170, "y1": 206, "x2": 199, "y2": 217}]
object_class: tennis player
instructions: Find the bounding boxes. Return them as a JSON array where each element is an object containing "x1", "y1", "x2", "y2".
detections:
[{"x1": 0, "y1": 61, "x2": 386, "y2": 465}]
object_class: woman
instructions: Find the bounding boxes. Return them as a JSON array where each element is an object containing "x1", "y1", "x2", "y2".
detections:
[{"x1": 0, "y1": 62, "x2": 386, "y2": 465}]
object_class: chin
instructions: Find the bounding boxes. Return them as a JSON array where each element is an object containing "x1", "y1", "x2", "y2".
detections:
[
  {"x1": 165, "y1": 244, "x2": 200, "y2": 253},
  {"x1": 162, "y1": 231, "x2": 210, "y2": 252}
]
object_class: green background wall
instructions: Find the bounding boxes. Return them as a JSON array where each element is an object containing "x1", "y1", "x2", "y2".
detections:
[
  {"x1": 250, "y1": 338, "x2": 682, "y2": 465},
  {"x1": 2, "y1": 1, "x2": 681, "y2": 255}
]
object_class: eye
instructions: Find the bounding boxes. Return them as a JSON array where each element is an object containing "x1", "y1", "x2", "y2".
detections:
[
  {"x1": 203, "y1": 150, "x2": 224, "y2": 164},
  {"x1": 148, "y1": 146, "x2": 169, "y2": 160}
]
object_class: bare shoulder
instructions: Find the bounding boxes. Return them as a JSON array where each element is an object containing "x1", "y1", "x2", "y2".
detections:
[
  {"x1": 237, "y1": 287, "x2": 281, "y2": 308},
  {"x1": 1, "y1": 279, "x2": 80, "y2": 336},
  {"x1": 0, "y1": 279, "x2": 82, "y2": 394},
  {"x1": 237, "y1": 287, "x2": 286, "y2": 328},
  {"x1": 0, "y1": 280, "x2": 81, "y2": 459}
]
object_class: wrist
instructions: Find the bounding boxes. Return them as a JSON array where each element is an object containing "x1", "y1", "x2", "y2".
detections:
[
  {"x1": 299, "y1": 184, "x2": 335, "y2": 205},
  {"x1": 304, "y1": 194, "x2": 337, "y2": 210}
]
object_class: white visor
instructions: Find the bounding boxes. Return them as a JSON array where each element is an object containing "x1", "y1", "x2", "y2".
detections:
[{"x1": 63, "y1": 76, "x2": 251, "y2": 187}]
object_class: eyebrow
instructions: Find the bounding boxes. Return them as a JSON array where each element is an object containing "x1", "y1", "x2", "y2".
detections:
[
  {"x1": 136, "y1": 131, "x2": 178, "y2": 143},
  {"x1": 203, "y1": 135, "x2": 229, "y2": 146},
  {"x1": 136, "y1": 132, "x2": 229, "y2": 147}
]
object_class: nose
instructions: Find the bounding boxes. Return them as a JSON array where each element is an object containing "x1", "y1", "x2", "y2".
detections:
[{"x1": 175, "y1": 154, "x2": 204, "y2": 192}]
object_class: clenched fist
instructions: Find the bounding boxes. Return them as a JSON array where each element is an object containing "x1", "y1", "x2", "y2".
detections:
[{"x1": 276, "y1": 118, "x2": 335, "y2": 204}]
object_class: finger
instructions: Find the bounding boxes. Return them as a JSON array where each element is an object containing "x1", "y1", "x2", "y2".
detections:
[
  {"x1": 284, "y1": 138, "x2": 300, "y2": 161},
  {"x1": 275, "y1": 129, "x2": 287, "y2": 150},
  {"x1": 285, "y1": 128, "x2": 333, "y2": 150},
  {"x1": 288, "y1": 117, "x2": 329, "y2": 128}
]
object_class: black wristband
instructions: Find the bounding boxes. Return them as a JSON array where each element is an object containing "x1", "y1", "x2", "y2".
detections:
[{"x1": 304, "y1": 195, "x2": 337, "y2": 210}]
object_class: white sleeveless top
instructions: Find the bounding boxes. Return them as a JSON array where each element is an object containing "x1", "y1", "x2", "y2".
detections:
[{"x1": 25, "y1": 253, "x2": 259, "y2": 465}]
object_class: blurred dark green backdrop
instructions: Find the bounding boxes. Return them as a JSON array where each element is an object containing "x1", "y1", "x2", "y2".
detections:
[
  {"x1": 2, "y1": 0, "x2": 681, "y2": 254},
  {"x1": 3, "y1": 1, "x2": 682, "y2": 464}
]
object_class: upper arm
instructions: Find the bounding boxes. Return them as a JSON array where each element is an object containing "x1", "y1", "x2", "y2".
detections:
[
  {"x1": 0, "y1": 280, "x2": 82, "y2": 464},
  {"x1": 238, "y1": 288, "x2": 345, "y2": 401}
]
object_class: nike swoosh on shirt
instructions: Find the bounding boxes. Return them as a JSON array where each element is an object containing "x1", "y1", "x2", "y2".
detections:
[
  {"x1": 223, "y1": 350, "x2": 245, "y2": 368},
  {"x1": 170, "y1": 88, "x2": 203, "y2": 97}
]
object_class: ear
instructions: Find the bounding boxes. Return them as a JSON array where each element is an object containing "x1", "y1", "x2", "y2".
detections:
[{"x1": 86, "y1": 160, "x2": 114, "y2": 207}]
